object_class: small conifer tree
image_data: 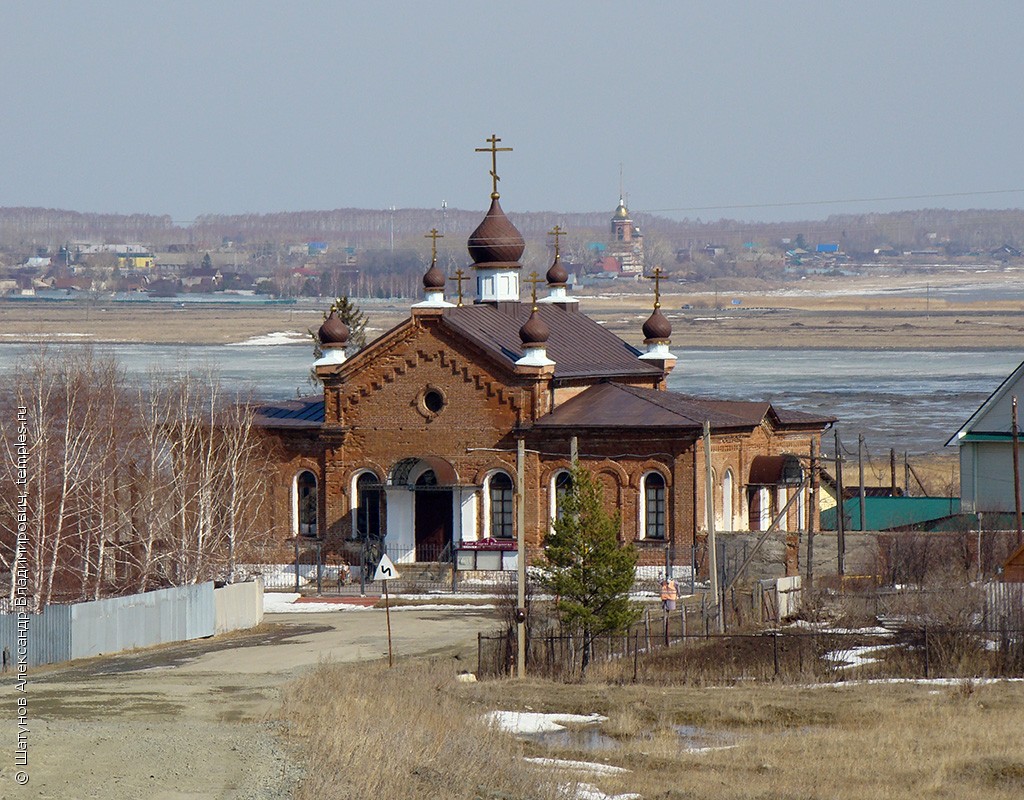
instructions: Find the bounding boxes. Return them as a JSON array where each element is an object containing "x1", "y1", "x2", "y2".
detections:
[{"x1": 537, "y1": 463, "x2": 641, "y2": 674}]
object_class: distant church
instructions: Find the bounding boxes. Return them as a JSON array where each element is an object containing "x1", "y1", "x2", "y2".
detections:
[
  {"x1": 607, "y1": 195, "x2": 644, "y2": 276},
  {"x1": 254, "y1": 137, "x2": 832, "y2": 577}
]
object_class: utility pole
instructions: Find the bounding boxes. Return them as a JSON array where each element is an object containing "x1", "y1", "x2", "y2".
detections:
[
  {"x1": 904, "y1": 451, "x2": 911, "y2": 497},
  {"x1": 703, "y1": 421, "x2": 721, "y2": 633},
  {"x1": 515, "y1": 437, "x2": 526, "y2": 678},
  {"x1": 858, "y1": 434, "x2": 866, "y2": 532},
  {"x1": 835, "y1": 431, "x2": 846, "y2": 577},
  {"x1": 516, "y1": 437, "x2": 526, "y2": 679},
  {"x1": 890, "y1": 448, "x2": 897, "y2": 495},
  {"x1": 807, "y1": 438, "x2": 818, "y2": 589},
  {"x1": 1013, "y1": 397, "x2": 1022, "y2": 546}
]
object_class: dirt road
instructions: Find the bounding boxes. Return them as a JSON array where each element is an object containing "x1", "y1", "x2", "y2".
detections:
[{"x1": 1, "y1": 605, "x2": 496, "y2": 799}]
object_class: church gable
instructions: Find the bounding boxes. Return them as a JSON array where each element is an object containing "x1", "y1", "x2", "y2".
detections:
[{"x1": 336, "y1": 319, "x2": 523, "y2": 434}]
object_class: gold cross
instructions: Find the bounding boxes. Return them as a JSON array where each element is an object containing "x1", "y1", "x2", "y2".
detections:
[
  {"x1": 474, "y1": 133, "x2": 513, "y2": 199},
  {"x1": 547, "y1": 224, "x2": 566, "y2": 258},
  {"x1": 524, "y1": 270, "x2": 543, "y2": 310},
  {"x1": 646, "y1": 266, "x2": 664, "y2": 309},
  {"x1": 424, "y1": 227, "x2": 443, "y2": 261},
  {"x1": 450, "y1": 268, "x2": 468, "y2": 307}
]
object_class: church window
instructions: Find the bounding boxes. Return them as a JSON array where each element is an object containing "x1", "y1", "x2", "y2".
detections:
[
  {"x1": 487, "y1": 471, "x2": 514, "y2": 539},
  {"x1": 416, "y1": 386, "x2": 447, "y2": 419},
  {"x1": 642, "y1": 472, "x2": 666, "y2": 540},
  {"x1": 295, "y1": 470, "x2": 318, "y2": 537},
  {"x1": 354, "y1": 471, "x2": 382, "y2": 541},
  {"x1": 722, "y1": 470, "x2": 734, "y2": 531},
  {"x1": 423, "y1": 389, "x2": 444, "y2": 414},
  {"x1": 552, "y1": 469, "x2": 573, "y2": 521}
]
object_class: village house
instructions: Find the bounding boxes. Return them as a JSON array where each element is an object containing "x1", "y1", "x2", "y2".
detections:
[{"x1": 253, "y1": 139, "x2": 834, "y2": 579}]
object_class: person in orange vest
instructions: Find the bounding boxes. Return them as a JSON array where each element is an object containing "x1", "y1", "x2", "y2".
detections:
[{"x1": 660, "y1": 574, "x2": 678, "y2": 612}]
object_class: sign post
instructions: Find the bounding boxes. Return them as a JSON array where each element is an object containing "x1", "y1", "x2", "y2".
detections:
[{"x1": 374, "y1": 554, "x2": 399, "y2": 667}]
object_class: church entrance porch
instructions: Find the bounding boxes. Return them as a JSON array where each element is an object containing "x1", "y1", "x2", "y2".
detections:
[
  {"x1": 413, "y1": 474, "x2": 453, "y2": 562},
  {"x1": 384, "y1": 456, "x2": 462, "y2": 564}
]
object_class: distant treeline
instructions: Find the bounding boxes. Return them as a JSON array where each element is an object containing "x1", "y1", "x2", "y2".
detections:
[{"x1": 3, "y1": 205, "x2": 1024, "y2": 258}]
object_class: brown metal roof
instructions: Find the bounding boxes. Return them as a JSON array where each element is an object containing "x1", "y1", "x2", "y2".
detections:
[
  {"x1": 441, "y1": 303, "x2": 663, "y2": 380},
  {"x1": 534, "y1": 382, "x2": 834, "y2": 432}
]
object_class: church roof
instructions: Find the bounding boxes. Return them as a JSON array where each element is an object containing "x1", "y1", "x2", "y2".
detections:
[
  {"x1": 440, "y1": 304, "x2": 663, "y2": 380},
  {"x1": 254, "y1": 396, "x2": 324, "y2": 429},
  {"x1": 532, "y1": 382, "x2": 834, "y2": 431}
]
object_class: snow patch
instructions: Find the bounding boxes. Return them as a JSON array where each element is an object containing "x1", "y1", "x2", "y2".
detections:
[
  {"x1": 525, "y1": 758, "x2": 629, "y2": 776},
  {"x1": 226, "y1": 330, "x2": 308, "y2": 346},
  {"x1": 559, "y1": 784, "x2": 641, "y2": 800},
  {"x1": 486, "y1": 710, "x2": 608, "y2": 735}
]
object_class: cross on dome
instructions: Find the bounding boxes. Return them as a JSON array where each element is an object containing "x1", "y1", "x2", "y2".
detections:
[
  {"x1": 450, "y1": 268, "x2": 468, "y2": 307},
  {"x1": 524, "y1": 270, "x2": 543, "y2": 310},
  {"x1": 475, "y1": 133, "x2": 513, "y2": 199},
  {"x1": 424, "y1": 227, "x2": 443, "y2": 262}
]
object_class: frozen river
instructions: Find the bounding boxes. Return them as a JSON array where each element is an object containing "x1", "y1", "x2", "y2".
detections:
[{"x1": 1, "y1": 342, "x2": 1020, "y2": 455}]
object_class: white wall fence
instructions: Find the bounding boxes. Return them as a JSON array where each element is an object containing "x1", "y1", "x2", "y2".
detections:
[{"x1": 0, "y1": 580, "x2": 263, "y2": 669}]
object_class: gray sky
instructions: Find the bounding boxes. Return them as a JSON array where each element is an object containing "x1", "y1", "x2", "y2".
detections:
[{"x1": 3, "y1": 1, "x2": 1023, "y2": 223}]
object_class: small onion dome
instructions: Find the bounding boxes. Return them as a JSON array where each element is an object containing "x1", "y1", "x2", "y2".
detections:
[
  {"x1": 423, "y1": 259, "x2": 446, "y2": 290},
  {"x1": 319, "y1": 310, "x2": 350, "y2": 347},
  {"x1": 519, "y1": 308, "x2": 550, "y2": 347},
  {"x1": 546, "y1": 253, "x2": 568, "y2": 287},
  {"x1": 642, "y1": 307, "x2": 672, "y2": 343},
  {"x1": 468, "y1": 197, "x2": 525, "y2": 266},
  {"x1": 613, "y1": 198, "x2": 629, "y2": 219}
]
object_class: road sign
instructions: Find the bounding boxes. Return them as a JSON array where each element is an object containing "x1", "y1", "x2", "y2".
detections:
[{"x1": 374, "y1": 554, "x2": 399, "y2": 582}]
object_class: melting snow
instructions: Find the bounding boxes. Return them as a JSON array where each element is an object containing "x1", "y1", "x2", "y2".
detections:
[
  {"x1": 486, "y1": 710, "x2": 608, "y2": 735},
  {"x1": 226, "y1": 330, "x2": 308, "y2": 346}
]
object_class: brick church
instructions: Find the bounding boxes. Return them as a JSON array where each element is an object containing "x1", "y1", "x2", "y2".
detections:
[{"x1": 254, "y1": 137, "x2": 832, "y2": 578}]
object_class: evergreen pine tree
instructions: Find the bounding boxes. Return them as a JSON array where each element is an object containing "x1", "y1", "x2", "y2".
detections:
[{"x1": 537, "y1": 463, "x2": 641, "y2": 674}]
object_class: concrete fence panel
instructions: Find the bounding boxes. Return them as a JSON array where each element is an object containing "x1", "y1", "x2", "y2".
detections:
[{"x1": 214, "y1": 580, "x2": 264, "y2": 634}]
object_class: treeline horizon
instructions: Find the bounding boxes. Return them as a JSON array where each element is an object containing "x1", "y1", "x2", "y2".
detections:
[{"x1": 3, "y1": 205, "x2": 1024, "y2": 260}]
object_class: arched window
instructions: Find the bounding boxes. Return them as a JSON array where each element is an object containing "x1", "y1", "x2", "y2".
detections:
[
  {"x1": 552, "y1": 470, "x2": 573, "y2": 522},
  {"x1": 642, "y1": 472, "x2": 666, "y2": 540},
  {"x1": 722, "y1": 470, "x2": 734, "y2": 531},
  {"x1": 295, "y1": 470, "x2": 318, "y2": 537},
  {"x1": 486, "y1": 471, "x2": 514, "y2": 539},
  {"x1": 354, "y1": 472, "x2": 382, "y2": 541}
]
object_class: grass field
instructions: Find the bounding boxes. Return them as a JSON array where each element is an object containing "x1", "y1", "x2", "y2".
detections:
[{"x1": 283, "y1": 658, "x2": 1024, "y2": 800}]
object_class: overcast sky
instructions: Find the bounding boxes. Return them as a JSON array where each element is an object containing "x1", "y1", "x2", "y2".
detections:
[{"x1": 3, "y1": 1, "x2": 1022, "y2": 223}]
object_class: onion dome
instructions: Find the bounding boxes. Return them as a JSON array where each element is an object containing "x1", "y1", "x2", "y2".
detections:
[
  {"x1": 423, "y1": 259, "x2": 446, "y2": 290},
  {"x1": 519, "y1": 308, "x2": 550, "y2": 347},
  {"x1": 546, "y1": 253, "x2": 568, "y2": 287},
  {"x1": 319, "y1": 310, "x2": 350, "y2": 347},
  {"x1": 468, "y1": 197, "x2": 525, "y2": 267},
  {"x1": 613, "y1": 197, "x2": 630, "y2": 219},
  {"x1": 642, "y1": 307, "x2": 672, "y2": 343}
]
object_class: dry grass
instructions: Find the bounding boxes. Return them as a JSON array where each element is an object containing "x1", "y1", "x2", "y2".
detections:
[
  {"x1": 281, "y1": 659, "x2": 562, "y2": 800},
  {"x1": 454, "y1": 677, "x2": 1024, "y2": 800},
  {"x1": 282, "y1": 655, "x2": 1024, "y2": 800}
]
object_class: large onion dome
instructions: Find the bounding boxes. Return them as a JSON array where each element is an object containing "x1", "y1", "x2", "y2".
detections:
[{"x1": 468, "y1": 197, "x2": 525, "y2": 267}]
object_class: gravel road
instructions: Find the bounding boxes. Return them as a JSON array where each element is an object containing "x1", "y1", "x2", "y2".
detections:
[{"x1": 1, "y1": 605, "x2": 496, "y2": 799}]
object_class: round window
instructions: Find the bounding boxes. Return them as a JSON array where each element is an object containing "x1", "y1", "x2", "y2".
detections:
[{"x1": 423, "y1": 389, "x2": 445, "y2": 414}]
